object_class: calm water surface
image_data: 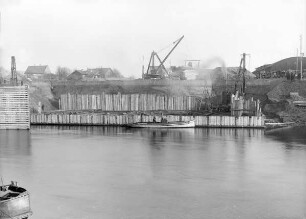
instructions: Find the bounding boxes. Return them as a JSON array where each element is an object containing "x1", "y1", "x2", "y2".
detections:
[{"x1": 0, "y1": 126, "x2": 306, "y2": 219}]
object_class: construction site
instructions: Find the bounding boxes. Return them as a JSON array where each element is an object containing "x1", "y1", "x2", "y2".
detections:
[
  {"x1": 2, "y1": 33, "x2": 306, "y2": 128},
  {"x1": 25, "y1": 36, "x2": 262, "y2": 128}
]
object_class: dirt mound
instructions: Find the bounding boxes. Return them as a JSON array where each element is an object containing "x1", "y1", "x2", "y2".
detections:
[
  {"x1": 279, "y1": 104, "x2": 306, "y2": 125},
  {"x1": 29, "y1": 82, "x2": 57, "y2": 112},
  {"x1": 267, "y1": 80, "x2": 306, "y2": 101}
]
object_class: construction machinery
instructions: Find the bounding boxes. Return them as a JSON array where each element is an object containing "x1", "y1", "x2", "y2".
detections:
[
  {"x1": 143, "y1": 35, "x2": 184, "y2": 79},
  {"x1": 235, "y1": 53, "x2": 248, "y2": 95},
  {"x1": 10, "y1": 56, "x2": 17, "y2": 85}
]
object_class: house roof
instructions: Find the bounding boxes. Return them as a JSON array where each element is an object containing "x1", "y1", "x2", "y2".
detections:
[
  {"x1": 86, "y1": 68, "x2": 113, "y2": 76},
  {"x1": 25, "y1": 65, "x2": 49, "y2": 75},
  {"x1": 71, "y1": 70, "x2": 88, "y2": 75},
  {"x1": 255, "y1": 64, "x2": 272, "y2": 71},
  {"x1": 68, "y1": 68, "x2": 115, "y2": 79}
]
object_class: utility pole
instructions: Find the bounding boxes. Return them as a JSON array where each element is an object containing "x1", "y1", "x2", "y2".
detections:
[
  {"x1": 242, "y1": 53, "x2": 246, "y2": 94},
  {"x1": 300, "y1": 35, "x2": 303, "y2": 80},
  {"x1": 11, "y1": 56, "x2": 17, "y2": 85},
  {"x1": 142, "y1": 56, "x2": 144, "y2": 79},
  {"x1": 297, "y1": 48, "x2": 299, "y2": 76}
]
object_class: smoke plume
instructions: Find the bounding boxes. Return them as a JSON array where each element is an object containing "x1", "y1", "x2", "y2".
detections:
[{"x1": 198, "y1": 56, "x2": 228, "y2": 84}]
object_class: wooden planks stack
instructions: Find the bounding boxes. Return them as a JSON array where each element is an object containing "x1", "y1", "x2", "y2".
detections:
[
  {"x1": 0, "y1": 86, "x2": 30, "y2": 129},
  {"x1": 31, "y1": 113, "x2": 264, "y2": 128},
  {"x1": 60, "y1": 93, "x2": 200, "y2": 112}
]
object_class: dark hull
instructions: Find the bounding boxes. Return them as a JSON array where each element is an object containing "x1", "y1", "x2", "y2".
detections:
[{"x1": 264, "y1": 122, "x2": 294, "y2": 133}]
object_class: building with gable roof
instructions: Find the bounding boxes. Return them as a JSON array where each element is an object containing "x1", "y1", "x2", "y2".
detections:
[
  {"x1": 67, "y1": 68, "x2": 117, "y2": 81},
  {"x1": 24, "y1": 65, "x2": 51, "y2": 79},
  {"x1": 67, "y1": 70, "x2": 88, "y2": 81},
  {"x1": 86, "y1": 68, "x2": 114, "y2": 79}
]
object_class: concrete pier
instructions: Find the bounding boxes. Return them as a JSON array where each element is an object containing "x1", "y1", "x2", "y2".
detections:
[{"x1": 0, "y1": 86, "x2": 30, "y2": 129}]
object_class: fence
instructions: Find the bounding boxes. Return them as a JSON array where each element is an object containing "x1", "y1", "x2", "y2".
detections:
[
  {"x1": 60, "y1": 93, "x2": 200, "y2": 111},
  {"x1": 0, "y1": 86, "x2": 30, "y2": 129},
  {"x1": 31, "y1": 113, "x2": 264, "y2": 128}
]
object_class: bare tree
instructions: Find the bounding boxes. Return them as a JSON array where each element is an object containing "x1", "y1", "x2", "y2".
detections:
[
  {"x1": 56, "y1": 66, "x2": 71, "y2": 80},
  {"x1": 112, "y1": 68, "x2": 123, "y2": 78}
]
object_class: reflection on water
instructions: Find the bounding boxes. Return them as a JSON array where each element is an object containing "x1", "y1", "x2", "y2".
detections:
[
  {"x1": 1, "y1": 126, "x2": 306, "y2": 219},
  {"x1": 0, "y1": 130, "x2": 32, "y2": 157},
  {"x1": 32, "y1": 125, "x2": 126, "y2": 136},
  {"x1": 0, "y1": 130, "x2": 32, "y2": 185},
  {"x1": 265, "y1": 127, "x2": 306, "y2": 149}
]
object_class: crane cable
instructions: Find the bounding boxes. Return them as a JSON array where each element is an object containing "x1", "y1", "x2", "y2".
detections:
[{"x1": 157, "y1": 41, "x2": 175, "y2": 54}]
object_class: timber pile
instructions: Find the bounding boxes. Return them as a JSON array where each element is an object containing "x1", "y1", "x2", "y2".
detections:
[{"x1": 59, "y1": 93, "x2": 200, "y2": 112}]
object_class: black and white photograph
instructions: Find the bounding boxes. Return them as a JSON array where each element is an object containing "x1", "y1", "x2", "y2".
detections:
[{"x1": 0, "y1": 0, "x2": 306, "y2": 218}]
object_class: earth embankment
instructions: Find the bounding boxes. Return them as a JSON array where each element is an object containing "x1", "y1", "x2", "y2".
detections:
[
  {"x1": 29, "y1": 79, "x2": 306, "y2": 125},
  {"x1": 51, "y1": 80, "x2": 211, "y2": 98}
]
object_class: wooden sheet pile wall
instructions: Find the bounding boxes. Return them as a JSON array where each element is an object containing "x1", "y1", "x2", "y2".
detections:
[
  {"x1": 60, "y1": 93, "x2": 200, "y2": 112},
  {"x1": 31, "y1": 113, "x2": 264, "y2": 128}
]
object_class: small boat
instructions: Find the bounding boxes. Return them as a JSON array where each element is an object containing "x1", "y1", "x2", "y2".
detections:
[
  {"x1": 0, "y1": 181, "x2": 32, "y2": 219},
  {"x1": 128, "y1": 120, "x2": 195, "y2": 128},
  {"x1": 264, "y1": 122, "x2": 295, "y2": 132}
]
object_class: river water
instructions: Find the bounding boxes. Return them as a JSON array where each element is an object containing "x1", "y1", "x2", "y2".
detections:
[{"x1": 0, "y1": 126, "x2": 305, "y2": 219}]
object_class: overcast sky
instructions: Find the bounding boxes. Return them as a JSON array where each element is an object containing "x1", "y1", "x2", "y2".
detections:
[{"x1": 0, "y1": 0, "x2": 305, "y2": 77}]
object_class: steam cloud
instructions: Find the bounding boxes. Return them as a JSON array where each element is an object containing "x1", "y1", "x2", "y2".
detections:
[{"x1": 198, "y1": 56, "x2": 228, "y2": 84}]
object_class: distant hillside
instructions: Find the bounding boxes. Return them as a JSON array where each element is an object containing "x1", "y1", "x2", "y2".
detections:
[
  {"x1": 270, "y1": 57, "x2": 306, "y2": 72},
  {"x1": 253, "y1": 57, "x2": 306, "y2": 77}
]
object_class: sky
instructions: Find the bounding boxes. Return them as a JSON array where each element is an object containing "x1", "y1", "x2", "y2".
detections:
[{"x1": 0, "y1": 0, "x2": 305, "y2": 77}]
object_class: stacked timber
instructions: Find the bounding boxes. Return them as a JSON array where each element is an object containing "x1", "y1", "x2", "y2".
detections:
[
  {"x1": 60, "y1": 93, "x2": 199, "y2": 112},
  {"x1": 31, "y1": 113, "x2": 264, "y2": 128},
  {"x1": 0, "y1": 86, "x2": 30, "y2": 129}
]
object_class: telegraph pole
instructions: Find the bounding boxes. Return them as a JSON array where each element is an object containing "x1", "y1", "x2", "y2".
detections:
[
  {"x1": 242, "y1": 53, "x2": 246, "y2": 94},
  {"x1": 297, "y1": 48, "x2": 299, "y2": 76},
  {"x1": 300, "y1": 35, "x2": 303, "y2": 80}
]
